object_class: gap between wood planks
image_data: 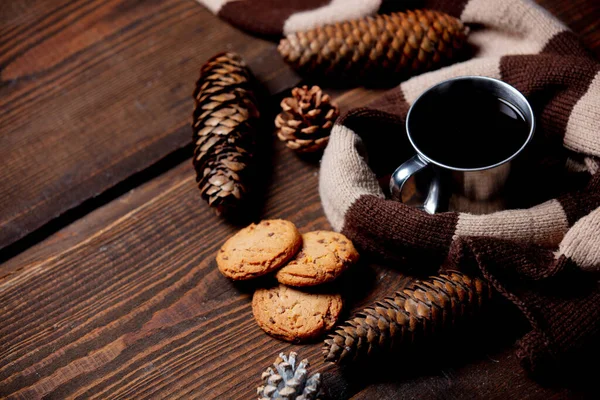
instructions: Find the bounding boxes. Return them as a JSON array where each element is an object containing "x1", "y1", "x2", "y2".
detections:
[
  {"x1": 0, "y1": 140, "x2": 191, "y2": 267},
  {"x1": 0, "y1": 70, "x2": 283, "y2": 266},
  {"x1": 0, "y1": 82, "x2": 387, "y2": 272}
]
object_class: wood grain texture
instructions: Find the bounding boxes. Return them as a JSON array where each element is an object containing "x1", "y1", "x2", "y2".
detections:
[
  {"x1": 0, "y1": 142, "x2": 591, "y2": 400},
  {"x1": 0, "y1": 83, "x2": 382, "y2": 278},
  {"x1": 0, "y1": 138, "x2": 342, "y2": 399},
  {"x1": 1, "y1": 0, "x2": 600, "y2": 399},
  {"x1": 0, "y1": 161, "x2": 192, "y2": 279},
  {"x1": 0, "y1": 0, "x2": 298, "y2": 251}
]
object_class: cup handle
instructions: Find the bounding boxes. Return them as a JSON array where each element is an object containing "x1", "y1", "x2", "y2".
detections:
[{"x1": 389, "y1": 155, "x2": 441, "y2": 214}]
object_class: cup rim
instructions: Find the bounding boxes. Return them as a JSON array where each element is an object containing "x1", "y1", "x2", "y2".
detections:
[{"x1": 405, "y1": 75, "x2": 536, "y2": 172}]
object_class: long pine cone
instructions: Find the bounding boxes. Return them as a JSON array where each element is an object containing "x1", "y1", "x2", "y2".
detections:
[
  {"x1": 192, "y1": 52, "x2": 260, "y2": 215},
  {"x1": 278, "y1": 9, "x2": 469, "y2": 82},
  {"x1": 323, "y1": 271, "x2": 492, "y2": 364}
]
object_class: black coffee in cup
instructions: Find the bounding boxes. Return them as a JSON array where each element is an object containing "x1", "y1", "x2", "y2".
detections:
[
  {"x1": 408, "y1": 85, "x2": 529, "y2": 169},
  {"x1": 390, "y1": 76, "x2": 535, "y2": 214}
]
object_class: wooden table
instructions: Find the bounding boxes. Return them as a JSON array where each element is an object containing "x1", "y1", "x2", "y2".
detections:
[{"x1": 1, "y1": 1, "x2": 599, "y2": 398}]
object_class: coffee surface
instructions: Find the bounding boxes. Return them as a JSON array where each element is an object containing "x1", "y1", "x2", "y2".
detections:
[{"x1": 409, "y1": 88, "x2": 529, "y2": 169}]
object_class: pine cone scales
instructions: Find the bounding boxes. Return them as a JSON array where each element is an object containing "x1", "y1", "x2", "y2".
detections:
[
  {"x1": 192, "y1": 52, "x2": 260, "y2": 214},
  {"x1": 258, "y1": 352, "x2": 321, "y2": 400},
  {"x1": 323, "y1": 271, "x2": 492, "y2": 364},
  {"x1": 276, "y1": 86, "x2": 339, "y2": 153},
  {"x1": 278, "y1": 9, "x2": 469, "y2": 81}
]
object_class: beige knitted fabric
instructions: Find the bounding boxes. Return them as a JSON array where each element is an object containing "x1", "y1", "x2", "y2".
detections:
[
  {"x1": 319, "y1": 125, "x2": 385, "y2": 232},
  {"x1": 282, "y1": 0, "x2": 382, "y2": 35},
  {"x1": 559, "y1": 207, "x2": 600, "y2": 271},
  {"x1": 454, "y1": 200, "x2": 570, "y2": 247},
  {"x1": 565, "y1": 72, "x2": 600, "y2": 156}
]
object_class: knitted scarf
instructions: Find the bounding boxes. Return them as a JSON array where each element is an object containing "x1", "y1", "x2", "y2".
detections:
[
  {"x1": 197, "y1": 0, "x2": 600, "y2": 375},
  {"x1": 317, "y1": 0, "x2": 600, "y2": 375}
]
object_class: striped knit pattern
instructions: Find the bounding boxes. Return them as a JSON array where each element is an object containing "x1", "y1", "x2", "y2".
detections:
[{"x1": 315, "y1": 0, "x2": 600, "y2": 375}]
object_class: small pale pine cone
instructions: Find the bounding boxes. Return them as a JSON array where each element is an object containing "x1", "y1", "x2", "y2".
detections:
[
  {"x1": 275, "y1": 85, "x2": 339, "y2": 153},
  {"x1": 278, "y1": 9, "x2": 469, "y2": 82},
  {"x1": 257, "y1": 352, "x2": 322, "y2": 400},
  {"x1": 323, "y1": 271, "x2": 493, "y2": 364}
]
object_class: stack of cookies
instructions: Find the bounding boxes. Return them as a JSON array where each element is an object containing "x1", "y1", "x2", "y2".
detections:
[{"x1": 216, "y1": 219, "x2": 359, "y2": 342}]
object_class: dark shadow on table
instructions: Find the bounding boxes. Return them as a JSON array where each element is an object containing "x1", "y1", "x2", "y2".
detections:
[{"x1": 319, "y1": 296, "x2": 600, "y2": 399}]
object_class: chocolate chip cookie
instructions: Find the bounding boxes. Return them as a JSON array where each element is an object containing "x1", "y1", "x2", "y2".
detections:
[
  {"x1": 275, "y1": 231, "x2": 359, "y2": 287},
  {"x1": 252, "y1": 284, "x2": 343, "y2": 342},
  {"x1": 216, "y1": 219, "x2": 302, "y2": 280}
]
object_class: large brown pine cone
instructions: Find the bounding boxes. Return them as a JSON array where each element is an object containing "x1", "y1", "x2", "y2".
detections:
[
  {"x1": 323, "y1": 271, "x2": 493, "y2": 364},
  {"x1": 276, "y1": 85, "x2": 339, "y2": 153},
  {"x1": 278, "y1": 9, "x2": 469, "y2": 82},
  {"x1": 192, "y1": 52, "x2": 260, "y2": 215}
]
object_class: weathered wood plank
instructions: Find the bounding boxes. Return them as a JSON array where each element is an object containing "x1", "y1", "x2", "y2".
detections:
[
  {"x1": 0, "y1": 160, "x2": 191, "y2": 278},
  {"x1": 0, "y1": 81, "x2": 384, "y2": 277},
  {"x1": 0, "y1": 143, "x2": 589, "y2": 400},
  {"x1": 0, "y1": 0, "x2": 298, "y2": 250},
  {"x1": 0, "y1": 138, "x2": 328, "y2": 399}
]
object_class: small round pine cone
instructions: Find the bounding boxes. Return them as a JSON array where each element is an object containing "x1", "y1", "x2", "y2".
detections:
[{"x1": 275, "y1": 85, "x2": 339, "y2": 153}]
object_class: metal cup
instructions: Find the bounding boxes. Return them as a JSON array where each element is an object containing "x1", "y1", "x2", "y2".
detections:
[{"x1": 389, "y1": 76, "x2": 535, "y2": 214}]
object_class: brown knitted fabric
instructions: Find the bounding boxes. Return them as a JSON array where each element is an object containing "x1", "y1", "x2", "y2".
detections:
[
  {"x1": 318, "y1": 0, "x2": 600, "y2": 375},
  {"x1": 195, "y1": 0, "x2": 383, "y2": 37},
  {"x1": 444, "y1": 236, "x2": 600, "y2": 375}
]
